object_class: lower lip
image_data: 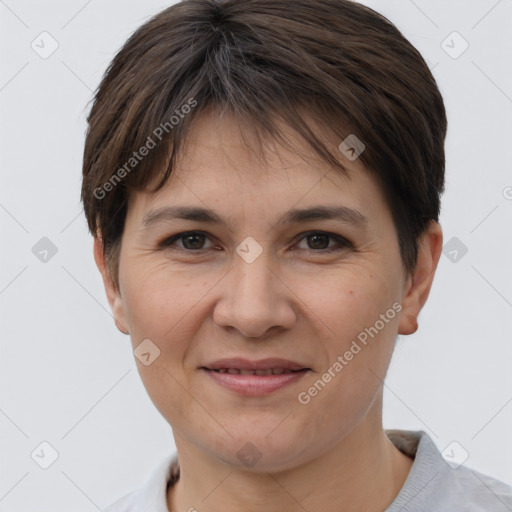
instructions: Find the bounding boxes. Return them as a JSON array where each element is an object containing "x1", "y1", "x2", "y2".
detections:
[{"x1": 201, "y1": 368, "x2": 309, "y2": 396}]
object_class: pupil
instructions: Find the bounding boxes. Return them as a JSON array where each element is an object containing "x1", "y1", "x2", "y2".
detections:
[
  {"x1": 184, "y1": 234, "x2": 204, "y2": 249},
  {"x1": 308, "y1": 234, "x2": 328, "y2": 249}
]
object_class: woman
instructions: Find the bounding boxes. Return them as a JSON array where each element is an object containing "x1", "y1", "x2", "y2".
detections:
[{"x1": 81, "y1": 0, "x2": 512, "y2": 510}]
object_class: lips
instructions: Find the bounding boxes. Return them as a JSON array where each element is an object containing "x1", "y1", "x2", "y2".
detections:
[{"x1": 201, "y1": 357, "x2": 311, "y2": 396}]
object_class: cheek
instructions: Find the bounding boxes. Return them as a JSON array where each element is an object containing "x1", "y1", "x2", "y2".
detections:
[
  {"x1": 296, "y1": 264, "x2": 401, "y2": 337},
  {"x1": 121, "y1": 262, "x2": 210, "y2": 343},
  {"x1": 297, "y1": 268, "x2": 401, "y2": 394},
  {"x1": 119, "y1": 266, "x2": 205, "y2": 418}
]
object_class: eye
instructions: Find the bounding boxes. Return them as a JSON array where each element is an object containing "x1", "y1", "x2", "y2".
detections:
[
  {"x1": 158, "y1": 230, "x2": 352, "y2": 254},
  {"x1": 294, "y1": 231, "x2": 352, "y2": 252},
  {"x1": 159, "y1": 231, "x2": 215, "y2": 251}
]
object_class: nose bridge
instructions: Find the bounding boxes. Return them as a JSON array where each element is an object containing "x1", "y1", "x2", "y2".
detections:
[
  {"x1": 213, "y1": 243, "x2": 295, "y2": 337},
  {"x1": 232, "y1": 245, "x2": 276, "y2": 307}
]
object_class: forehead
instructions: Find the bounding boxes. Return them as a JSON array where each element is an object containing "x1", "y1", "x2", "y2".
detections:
[
  {"x1": 125, "y1": 111, "x2": 387, "y2": 225},
  {"x1": 176, "y1": 109, "x2": 344, "y2": 180}
]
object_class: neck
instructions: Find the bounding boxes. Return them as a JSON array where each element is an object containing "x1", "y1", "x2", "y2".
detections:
[{"x1": 167, "y1": 417, "x2": 413, "y2": 512}]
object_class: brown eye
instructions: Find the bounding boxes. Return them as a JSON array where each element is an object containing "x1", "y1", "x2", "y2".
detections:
[
  {"x1": 306, "y1": 233, "x2": 330, "y2": 250},
  {"x1": 159, "y1": 231, "x2": 214, "y2": 251},
  {"x1": 295, "y1": 231, "x2": 352, "y2": 252},
  {"x1": 180, "y1": 233, "x2": 206, "y2": 250}
]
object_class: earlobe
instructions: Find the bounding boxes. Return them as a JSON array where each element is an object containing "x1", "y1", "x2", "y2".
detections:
[
  {"x1": 93, "y1": 236, "x2": 130, "y2": 335},
  {"x1": 398, "y1": 221, "x2": 443, "y2": 336}
]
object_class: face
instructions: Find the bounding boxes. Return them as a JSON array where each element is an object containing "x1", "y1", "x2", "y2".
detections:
[{"x1": 96, "y1": 111, "x2": 438, "y2": 472}]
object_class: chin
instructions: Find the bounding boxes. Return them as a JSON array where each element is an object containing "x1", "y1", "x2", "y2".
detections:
[{"x1": 210, "y1": 431, "x2": 310, "y2": 473}]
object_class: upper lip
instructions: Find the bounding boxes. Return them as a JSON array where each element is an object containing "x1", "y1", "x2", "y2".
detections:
[{"x1": 202, "y1": 358, "x2": 310, "y2": 371}]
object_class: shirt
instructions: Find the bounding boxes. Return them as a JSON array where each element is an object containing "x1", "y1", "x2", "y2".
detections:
[{"x1": 104, "y1": 429, "x2": 512, "y2": 511}]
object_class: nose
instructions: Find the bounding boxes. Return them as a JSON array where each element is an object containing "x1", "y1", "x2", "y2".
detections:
[{"x1": 213, "y1": 250, "x2": 297, "y2": 338}]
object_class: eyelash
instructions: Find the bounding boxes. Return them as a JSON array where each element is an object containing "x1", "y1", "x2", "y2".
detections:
[{"x1": 158, "y1": 230, "x2": 353, "y2": 254}]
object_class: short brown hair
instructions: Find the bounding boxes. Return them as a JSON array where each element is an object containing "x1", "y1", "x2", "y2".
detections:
[{"x1": 81, "y1": 0, "x2": 447, "y2": 289}]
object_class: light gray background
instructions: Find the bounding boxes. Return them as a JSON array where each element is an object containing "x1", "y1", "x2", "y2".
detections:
[{"x1": 1, "y1": 0, "x2": 511, "y2": 510}]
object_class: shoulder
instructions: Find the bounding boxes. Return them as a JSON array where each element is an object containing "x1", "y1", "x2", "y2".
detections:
[
  {"x1": 104, "y1": 489, "x2": 142, "y2": 512},
  {"x1": 103, "y1": 453, "x2": 179, "y2": 512},
  {"x1": 386, "y1": 430, "x2": 512, "y2": 512},
  {"x1": 439, "y1": 464, "x2": 512, "y2": 511}
]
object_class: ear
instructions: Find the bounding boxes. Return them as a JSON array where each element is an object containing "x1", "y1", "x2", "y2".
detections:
[
  {"x1": 398, "y1": 221, "x2": 443, "y2": 335},
  {"x1": 93, "y1": 235, "x2": 130, "y2": 335}
]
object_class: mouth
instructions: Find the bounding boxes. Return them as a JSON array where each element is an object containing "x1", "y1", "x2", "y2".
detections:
[{"x1": 200, "y1": 358, "x2": 311, "y2": 396}]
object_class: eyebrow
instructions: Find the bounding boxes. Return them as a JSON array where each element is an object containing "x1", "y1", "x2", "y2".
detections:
[{"x1": 140, "y1": 205, "x2": 369, "y2": 231}]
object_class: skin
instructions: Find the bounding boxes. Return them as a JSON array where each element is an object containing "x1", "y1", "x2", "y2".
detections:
[{"x1": 94, "y1": 110, "x2": 443, "y2": 512}]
